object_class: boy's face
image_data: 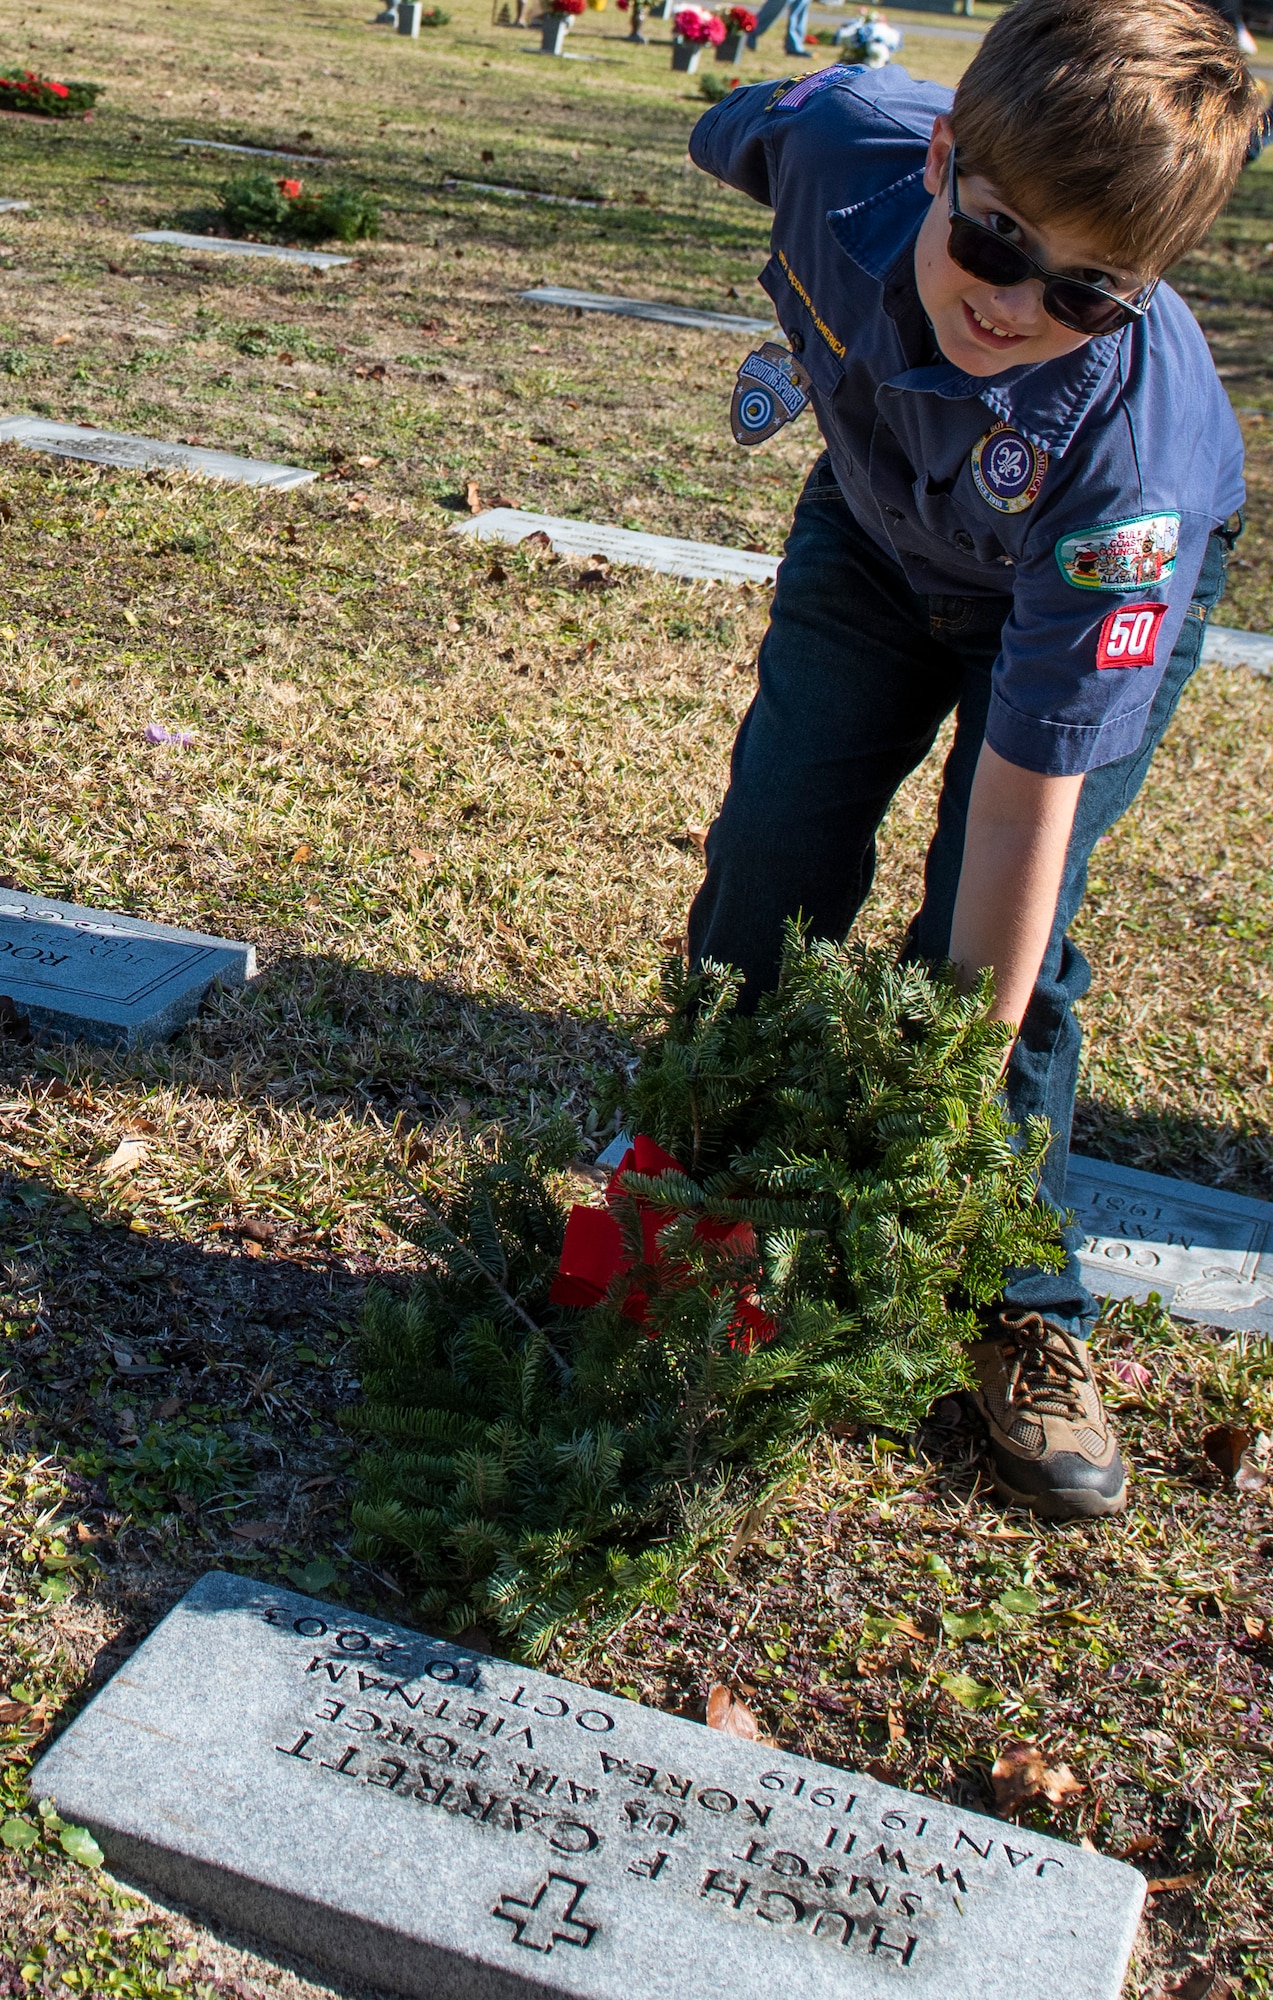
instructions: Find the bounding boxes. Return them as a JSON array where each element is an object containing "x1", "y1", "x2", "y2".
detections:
[{"x1": 914, "y1": 114, "x2": 1149, "y2": 378}]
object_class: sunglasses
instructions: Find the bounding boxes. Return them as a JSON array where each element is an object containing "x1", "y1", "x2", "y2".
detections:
[{"x1": 947, "y1": 149, "x2": 1157, "y2": 337}]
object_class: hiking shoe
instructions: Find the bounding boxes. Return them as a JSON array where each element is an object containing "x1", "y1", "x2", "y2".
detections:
[{"x1": 966, "y1": 1311, "x2": 1127, "y2": 1520}]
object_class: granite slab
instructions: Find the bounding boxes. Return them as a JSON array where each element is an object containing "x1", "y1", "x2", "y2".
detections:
[
  {"x1": 0, "y1": 891, "x2": 255, "y2": 1048},
  {"x1": 445, "y1": 179, "x2": 602, "y2": 209},
  {"x1": 176, "y1": 139, "x2": 334, "y2": 164},
  {"x1": 518, "y1": 285, "x2": 776, "y2": 334},
  {"x1": 134, "y1": 230, "x2": 353, "y2": 270},
  {"x1": 0, "y1": 417, "x2": 315, "y2": 490},
  {"x1": 455, "y1": 509, "x2": 779, "y2": 584},
  {"x1": 0, "y1": 199, "x2": 30, "y2": 213},
  {"x1": 31, "y1": 1571, "x2": 1145, "y2": 2000},
  {"x1": 1199, "y1": 624, "x2": 1273, "y2": 676},
  {"x1": 1069, "y1": 1152, "x2": 1273, "y2": 1333}
]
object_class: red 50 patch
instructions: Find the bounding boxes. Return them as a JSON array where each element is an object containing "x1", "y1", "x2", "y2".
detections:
[{"x1": 1096, "y1": 601, "x2": 1168, "y2": 669}]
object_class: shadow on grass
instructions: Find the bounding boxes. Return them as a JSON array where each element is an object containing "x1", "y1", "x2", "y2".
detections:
[{"x1": 1072, "y1": 1093, "x2": 1273, "y2": 1205}]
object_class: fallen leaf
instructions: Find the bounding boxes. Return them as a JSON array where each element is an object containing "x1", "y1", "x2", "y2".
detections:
[
  {"x1": 290, "y1": 843, "x2": 313, "y2": 866},
  {"x1": 1241, "y1": 1613, "x2": 1268, "y2": 1642},
  {"x1": 355, "y1": 454, "x2": 381, "y2": 468},
  {"x1": 52, "y1": 333, "x2": 74, "y2": 347},
  {"x1": 238, "y1": 1217, "x2": 275, "y2": 1244},
  {"x1": 939, "y1": 1672, "x2": 1002, "y2": 1711},
  {"x1": 1156, "y1": 1973, "x2": 1234, "y2": 2000},
  {"x1": 241, "y1": 1239, "x2": 264, "y2": 1259},
  {"x1": 990, "y1": 1739, "x2": 1085, "y2": 1815},
  {"x1": 153, "y1": 1396, "x2": 183, "y2": 1419},
  {"x1": 1115, "y1": 1832, "x2": 1160, "y2": 1858},
  {"x1": 1145, "y1": 1872, "x2": 1202, "y2": 1895},
  {"x1": 465, "y1": 479, "x2": 482, "y2": 514},
  {"x1": 229, "y1": 1518, "x2": 285, "y2": 1543},
  {"x1": 886, "y1": 1705, "x2": 906, "y2": 1743},
  {"x1": 684, "y1": 825, "x2": 710, "y2": 856},
  {"x1": 101, "y1": 1137, "x2": 147, "y2": 1178},
  {"x1": 706, "y1": 1684, "x2": 760, "y2": 1740},
  {"x1": 1234, "y1": 1456, "x2": 1268, "y2": 1494},
  {"x1": 1203, "y1": 1424, "x2": 1251, "y2": 1479},
  {"x1": 407, "y1": 846, "x2": 431, "y2": 866}
]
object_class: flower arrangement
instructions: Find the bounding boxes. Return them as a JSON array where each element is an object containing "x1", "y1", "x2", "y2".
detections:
[
  {"x1": 0, "y1": 68, "x2": 103, "y2": 117},
  {"x1": 418, "y1": 4, "x2": 450, "y2": 19},
  {"x1": 722, "y1": 5, "x2": 756, "y2": 29},
  {"x1": 219, "y1": 171, "x2": 381, "y2": 245},
  {"x1": 674, "y1": 6, "x2": 726, "y2": 41},
  {"x1": 835, "y1": 6, "x2": 902, "y2": 67},
  {"x1": 546, "y1": 0, "x2": 586, "y2": 15}
]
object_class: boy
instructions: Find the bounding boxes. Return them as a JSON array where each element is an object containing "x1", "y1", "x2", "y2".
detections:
[{"x1": 687, "y1": 0, "x2": 1262, "y2": 1519}]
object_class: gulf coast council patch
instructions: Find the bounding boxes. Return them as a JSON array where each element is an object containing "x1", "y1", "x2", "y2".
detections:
[
  {"x1": 1055, "y1": 512, "x2": 1181, "y2": 591},
  {"x1": 971, "y1": 423, "x2": 1048, "y2": 513}
]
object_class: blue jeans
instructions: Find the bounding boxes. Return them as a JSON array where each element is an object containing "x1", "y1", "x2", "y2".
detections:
[
  {"x1": 746, "y1": 0, "x2": 812, "y2": 53},
  {"x1": 688, "y1": 454, "x2": 1233, "y2": 1333}
]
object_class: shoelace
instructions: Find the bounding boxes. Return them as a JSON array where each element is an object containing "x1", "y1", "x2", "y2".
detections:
[{"x1": 996, "y1": 1313, "x2": 1091, "y2": 1420}]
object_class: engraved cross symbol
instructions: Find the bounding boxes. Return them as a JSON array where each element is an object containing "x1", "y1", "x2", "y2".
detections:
[{"x1": 492, "y1": 1873, "x2": 596, "y2": 1954}]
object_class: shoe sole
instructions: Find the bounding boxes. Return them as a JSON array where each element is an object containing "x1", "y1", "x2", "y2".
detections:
[{"x1": 988, "y1": 1462, "x2": 1127, "y2": 1520}]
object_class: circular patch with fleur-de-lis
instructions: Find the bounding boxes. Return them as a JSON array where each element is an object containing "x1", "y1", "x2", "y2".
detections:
[{"x1": 971, "y1": 422, "x2": 1048, "y2": 513}]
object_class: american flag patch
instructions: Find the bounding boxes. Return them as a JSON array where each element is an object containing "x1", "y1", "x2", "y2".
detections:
[{"x1": 771, "y1": 66, "x2": 845, "y2": 112}]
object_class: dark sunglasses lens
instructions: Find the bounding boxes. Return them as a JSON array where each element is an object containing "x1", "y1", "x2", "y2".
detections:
[
  {"x1": 1043, "y1": 281, "x2": 1131, "y2": 335},
  {"x1": 948, "y1": 217, "x2": 1032, "y2": 289}
]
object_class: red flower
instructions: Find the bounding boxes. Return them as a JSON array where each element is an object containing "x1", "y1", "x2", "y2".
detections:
[
  {"x1": 724, "y1": 4, "x2": 756, "y2": 27},
  {"x1": 278, "y1": 177, "x2": 303, "y2": 198},
  {"x1": 47, "y1": 79, "x2": 69, "y2": 96}
]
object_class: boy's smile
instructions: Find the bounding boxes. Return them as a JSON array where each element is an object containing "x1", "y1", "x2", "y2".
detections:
[{"x1": 915, "y1": 114, "x2": 1150, "y2": 378}]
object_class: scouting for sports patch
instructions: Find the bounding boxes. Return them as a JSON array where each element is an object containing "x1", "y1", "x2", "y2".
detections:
[
  {"x1": 970, "y1": 423, "x2": 1048, "y2": 513},
  {"x1": 1095, "y1": 601, "x2": 1167, "y2": 669},
  {"x1": 1055, "y1": 512, "x2": 1181, "y2": 592},
  {"x1": 730, "y1": 341, "x2": 811, "y2": 447}
]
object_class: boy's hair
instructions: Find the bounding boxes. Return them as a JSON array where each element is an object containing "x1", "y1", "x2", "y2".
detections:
[{"x1": 951, "y1": 0, "x2": 1264, "y2": 275}]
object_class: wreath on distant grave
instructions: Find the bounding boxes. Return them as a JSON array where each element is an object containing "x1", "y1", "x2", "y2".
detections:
[
  {"x1": 0, "y1": 69, "x2": 103, "y2": 118},
  {"x1": 347, "y1": 930, "x2": 1062, "y2": 1657}
]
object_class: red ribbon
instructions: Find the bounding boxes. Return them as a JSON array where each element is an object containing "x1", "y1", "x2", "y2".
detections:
[{"x1": 550, "y1": 1133, "x2": 775, "y2": 1348}]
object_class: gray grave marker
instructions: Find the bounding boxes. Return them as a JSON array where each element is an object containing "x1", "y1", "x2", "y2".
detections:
[
  {"x1": 1199, "y1": 624, "x2": 1273, "y2": 676},
  {"x1": 445, "y1": 178, "x2": 602, "y2": 209},
  {"x1": 1069, "y1": 1151, "x2": 1273, "y2": 1333},
  {"x1": 175, "y1": 139, "x2": 334, "y2": 165},
  {"x1": 0, "y1": 198, "x2": 30, "y2": 213},
  {"x1": 455, "y1": 508, "x2": 779, "y2": 584},
  {"x1": 0, "y1": 417, "x2": 315, "y2": 490},
  {"x1": 519, "y1": 285, "x2": 776, "y2": 333},
  {"x1": 31, "y1": 1571, "x2": 1145, "y2": 2000},
  {"x1": 0, "y1": 891, "x2": 254, "y2": 1047},
  {"x1": 134, "y1": 230, "x2": 353, "y2": 270}
]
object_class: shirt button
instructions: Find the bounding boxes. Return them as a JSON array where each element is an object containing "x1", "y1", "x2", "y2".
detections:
[
  {"x1": 788, "y1": 331, "x2": 805, "y2": 353},
  {"x1": 953, "y1": 529, "x2": 974, "y2": 552}
]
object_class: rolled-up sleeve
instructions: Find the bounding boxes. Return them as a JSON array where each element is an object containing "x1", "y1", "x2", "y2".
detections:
[{"x1": 688, "y1": 82, "x2": 779, "y2": 206}]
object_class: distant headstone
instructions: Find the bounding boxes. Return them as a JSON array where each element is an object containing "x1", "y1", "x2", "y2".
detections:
[
  {"x1": 32, "y1": 1571, "x2": 1145, "y2": 2000},
  {"x1": 399, "y1": 0, "x2": 423, "y2": 33},
  {"x1": 0, "y1": 892, "x2": 255, "y2": 1048},
  {"x1": 455, "y1": 508, "x2": 780, "y2": 584},
  {"x1": 134, "y1": 230, "x2": 353, "y2": 270},
  {"x1": 1200, "y1": 624, "x2": 1273, "y2": 676},
  {"x1": 0, "y1": 199, "x2": 30, "y2": 213},
  {"x1": 445, "y1": 177, "x2": 602, "y2": 209},
  {"x1": 1069, "y1": 1152, "x2": 1273, "y2": 1334},
  {"x1": 175, "y1": 139, "x2": 334, "y2": 165},
  {"x1": 0, "y1": 417, "x2": 315, "y2": 490},
  {"x1": 519, "y1": 285, "x2": 777, "y2": 333}
]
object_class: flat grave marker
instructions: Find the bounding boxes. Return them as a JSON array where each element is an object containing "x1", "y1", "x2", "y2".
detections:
[
  {"x1": 1199, "y1": 624, "x2": 1273, "y2": 675},
  {"x1": 519, "y1": 284, "x2": 777, "y2": 334},
  {"x1": 445, "y1": 177, "x2": 602, "y2": 209},
  {"x1": 134, "y1": 230, "x2": 353, "y2": 270},
  {"x1": 176, "y1": 139, "x2": 335, "y2": 165},
  {"x1": 0, "y1": 891, "x2": 255, "y2": 1048},
  {"x1": 0, "y1": 417, "x2": 315, "y2": 490},
  {"x1": 1069, "y1": 1152, "x2": 1273, "y2": 1334},
  {"x1": 32, "y1": 1570, "x2": 1145, "y2": 2000},
  {"x1": 455, "y1": 508, "x2": 780, "y2": 584},
  {"x1": 0, "y1": 198, "x2": 30, "y2": 213}
]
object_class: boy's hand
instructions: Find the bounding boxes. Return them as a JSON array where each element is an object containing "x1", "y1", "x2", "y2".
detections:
[{"x1": 949, "y1": 744, "x2": 1084, "y2": 1033}]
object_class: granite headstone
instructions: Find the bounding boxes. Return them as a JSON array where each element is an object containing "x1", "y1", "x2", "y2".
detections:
[
  {"x1": 518, "y1": 285, "x2": 776, "y2": 333},
  {"x1": 455, "y1": 509, "x2": 779, "y2": 584},
  {"x1": 134, "y1": 230, "x2": 353, "y2": 271},
  {"x1": 31, "y1": 1572, "x2": 1145, "y2": 2000},
  {"x1": 0, "y1": 417, "x2": 315, "y2": 490},
  {"x1": 0, "y1": 891, "x2": 255, "y2": 1047}
]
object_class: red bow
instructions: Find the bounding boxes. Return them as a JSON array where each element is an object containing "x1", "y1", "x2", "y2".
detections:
[{"x1": 550, "y1": 1133, "x2": 776, "y2": 1349}]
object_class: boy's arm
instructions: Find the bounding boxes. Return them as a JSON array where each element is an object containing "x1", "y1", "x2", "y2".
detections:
[{"x1": 948, "y1": 744, "x2": 1083, "y2": 1028}]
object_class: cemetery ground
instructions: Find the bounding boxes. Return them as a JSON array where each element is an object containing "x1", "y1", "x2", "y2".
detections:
[{"x1": 0, "y1": 0, "x2": 1268, "y2": 1990}]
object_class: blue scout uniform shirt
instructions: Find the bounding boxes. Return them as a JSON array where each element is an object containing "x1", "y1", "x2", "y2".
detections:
[{"x1": 691, "y1": 63, "x2": 1245, "y2": 777}]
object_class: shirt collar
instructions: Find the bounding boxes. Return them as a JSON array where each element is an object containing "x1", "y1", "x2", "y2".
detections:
[{"x1": 825, "y1": 170, "x2": 1126, "y2": 458}]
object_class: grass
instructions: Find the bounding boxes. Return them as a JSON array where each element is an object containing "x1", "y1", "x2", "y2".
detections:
[{"x1": 0, "y1": 0, "x2": 1267, "y2": 1990}]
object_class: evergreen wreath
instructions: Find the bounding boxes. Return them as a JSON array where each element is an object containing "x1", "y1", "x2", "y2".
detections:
[{"x1": 348, "y1": 931, "x2": 1062, "y2": 1658}]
